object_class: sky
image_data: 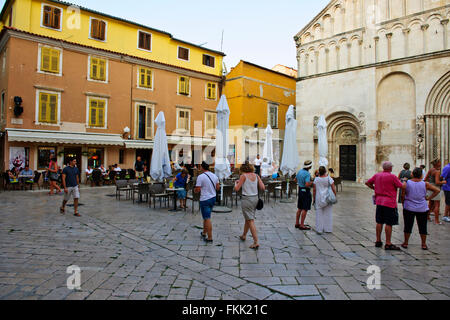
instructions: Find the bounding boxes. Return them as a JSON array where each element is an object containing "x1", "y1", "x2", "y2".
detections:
[{"x1": 1, "y1": 0, "x2": 330, "y2": 71}]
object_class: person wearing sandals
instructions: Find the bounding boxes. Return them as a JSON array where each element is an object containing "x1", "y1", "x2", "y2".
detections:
[
  {"x1": 60, "y1": 158, "x2": 81, "y2": 217},
  {"x1": 194, "y1": 162, "x2": 220, "y2": 243},
  {"x1": 295, "y1": 160, "x2": 314, "y2": 230},
  {"x1": 47, "y1": 156, "x2": 62, "y2": 195},
  {"x1": 366, "y1": 161, "x2": 404, "y2": 251},
  {"x1": 173, "y1": 169, "x2": 189, "y2": 210},
  {"x1": 400, "y1": 167, "x2": 440, "y2": 250},
  {"x1": 424, "y1": 159, "x2": 446, "y2": 225},
  {"x1": 313, "y1": 166, "x2": 336, "y2": 234},
  {"x1": 234, "y1": 162, "x2": 266, "y2": 250}
]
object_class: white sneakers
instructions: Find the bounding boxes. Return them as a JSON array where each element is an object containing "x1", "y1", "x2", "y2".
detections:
[{"x1": 442, "y1": 216, "x2": 450, "y2": 222}]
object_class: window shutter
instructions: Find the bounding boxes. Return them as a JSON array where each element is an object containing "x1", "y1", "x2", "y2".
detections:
[
  {"x1": 99, "y1": 59, "x2": 105, "y2": 80},
  {"x1": 185, "y1": 78, "x2": 190, "y2": 95},
  {"x1": 139, "y1": 68, "x2": 145, "y2": 87},
  {"x1": 91, "y1": 58, "x2": 97, "y2": 79},
  {"x1": 90, "y1": 100, "x2": 97, "y2": 126},
  {"x1": 100, "y1": 21, "x2": 106, "y2": 40},
  {"x1": 50, "y1": 49, "x2": 59, "y2": 73},
  {"x1": 146, "y1": 69, "x2": 152, "y2": 88},
  {"x1": 179, "y1": 77, "x2": 185, "y2": 94},
  {"x1": 145, "y1": 107, "x2": 152, "y2": 139},
  {"x1": 91, "y1": 19, "x2": 98, "y2": 38},
  {"x1": 41, "y1": 48, "x2": 51, "y2": 71},
  {"x1": 49, "y1": 94, "x2": 57, "y2": 123},
  {"x1": 39, "y1": 93, "x2": 47, "y2": 122},
  {"x1": 53, "y1": 8, "x2": 60, "y2": 29},
  {"x1": 98, "y1": 101, "x2": 105, "y2": 127}
]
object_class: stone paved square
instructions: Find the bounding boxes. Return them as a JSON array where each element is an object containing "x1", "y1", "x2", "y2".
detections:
[{"x1": 0, "y1": 186, "x2": 449, "y2": 300}]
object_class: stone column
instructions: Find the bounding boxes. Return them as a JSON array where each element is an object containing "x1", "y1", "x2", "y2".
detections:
[
  {"x1": 441, "y1": 19, "x2": 449, "y2": 50},
  {"x1": 315, "y1": 51, "x2": 319, "y2": 74},
  {"x1": 374, "y1": 36, "x2": 379, "y2": 63},
  {"x1": 305, "y1": 53, "x2": 309, "y2": 76},
  {"x1": 421, "y1": 24, "x2": 429, "y2": 54},
  {"x1": 347, "y1": 42, "x2": 352, "y2": 67},
  {"x1": 325, "y1": 48, "x2": 330, "y2": 72},
  {"x1": 336, "y1": 45, "x2": 340, "y2": 70},
  {"x1": 386, "y1": 32, "x2": 393, "y2": 60},
  {"x1": 358, "y1": 39, "x2": 363, "y2": 66},
  {"x1": 403, "y1": 28, "x2": 410, "y2": 57}
]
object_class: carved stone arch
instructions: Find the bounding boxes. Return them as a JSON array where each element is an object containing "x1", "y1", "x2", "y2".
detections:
[
  {"x1": 407, "y1": 18, "x2": 424, "y2": 29},
  {"x1": 424, "y1": 71, "x2": 450, "y2": 164},
  {"x1": 426, "y1": 13, "x2": 444, "y2": 24},
  {"x1": 318, "y1": 111, "x2": 365, "y2": 182}
]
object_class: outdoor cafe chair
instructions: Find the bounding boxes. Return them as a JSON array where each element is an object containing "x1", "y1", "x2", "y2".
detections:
[
  {"x1": 115, "y1": 180, "x2": 131, "y2": 200},
  {"x1": 334, "y1": 177, "x2": 343, "y2": 192},
  {"x1": 222, "y1": 184, "x2": 234, "y2": 207},
  {"x1": 26, "y1": 171, "x2": 41, "y2": 191},
  {"x1": 133, "y1": 183, "x2": 150, "y2": 204},
  {"x1": 186, "y1": 190, "x2": 201, "y2": 214},
  {"x1": 148, "y1": 183, "x2": 170, "y2": 209}
]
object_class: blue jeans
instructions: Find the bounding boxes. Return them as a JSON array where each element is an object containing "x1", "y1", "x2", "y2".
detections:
[{"x1": 200, "y1": 197, "x2": 216, "y2": 220}]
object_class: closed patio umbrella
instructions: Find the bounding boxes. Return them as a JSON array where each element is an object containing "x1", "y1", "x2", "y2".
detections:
[
  {"x1": 317, "y1": 115, "x2": 329, "y2": 167},
  {"x1": 261, "y1": 125, "x2": 274, "y2": 177},
  {"x1": 150, "y1": 111, "x2": 172, "y2": 182},
  {"x1": 280, "y1": 105, "x2": 300, "y2": 202},
  {"x1": 214, "y1": 95, "x2": 232, "y2": 213}
]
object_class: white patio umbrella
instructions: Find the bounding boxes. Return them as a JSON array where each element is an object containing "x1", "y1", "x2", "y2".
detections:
[
  {"x1": 150, "y1": 111, "x2": 172, "y2": 182},
  {"x1": 214, "y1": 95, "x2": 232, "y2": 212},
  {"x1": 317, "y1": 115, "x2": 329, "y2": 167},
  {"x1": 280, "y1": 105, "x2": 300, "y2": 202},
  {"x1": 261, "y1": 125, "x2": 274, "y2": 177}
]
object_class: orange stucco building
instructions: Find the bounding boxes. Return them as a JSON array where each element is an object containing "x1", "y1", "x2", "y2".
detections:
[{"x1": 0, "y1": 0, "x2": 225, "y2": 182}]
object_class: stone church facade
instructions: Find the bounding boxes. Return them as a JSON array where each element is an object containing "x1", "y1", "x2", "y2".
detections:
[{"x1": 295, "y1": 0, "x2": 449, "y2": 182}]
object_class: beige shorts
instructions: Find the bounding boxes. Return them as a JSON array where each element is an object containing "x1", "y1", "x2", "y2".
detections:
[
  {"x1": 64, "y1": 186, "x2": 80, "y2": 201},
  {"x1": 136, "y1": 171, "x2": 144, "y2": 178}
]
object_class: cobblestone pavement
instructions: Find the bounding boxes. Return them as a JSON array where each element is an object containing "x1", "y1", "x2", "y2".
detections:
[{"x1": 0, "y1": 186, "x2": 449, "y2": 300}]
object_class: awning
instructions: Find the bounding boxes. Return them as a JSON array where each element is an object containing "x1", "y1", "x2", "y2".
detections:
[
  {"x1": 6, "y1": 128, "x2": 124, "y2": 146},
  {"x1": 167, "y1": 135, "x2": 215, "y2": 147},
  {"x1": 125, "y1": 140, "x2": 154, "y2": 149}
]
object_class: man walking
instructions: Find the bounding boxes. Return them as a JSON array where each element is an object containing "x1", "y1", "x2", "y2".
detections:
[
  {"x1": 441, "y1": 161, "x2": 450, "y2": 222},
  {"x1": 135, "y1": 156, "x2": 144, "y2": 183},
  {"x1": 254, "y1": 154, "x2": 262, "y2": 176},
  {"x1": 194, "y1": 162, "x2": 220, "y2": 243},
  {"x1": 60, "y1": 158, "x2": 81, "y2": 217},
  {"x1": 295, "y1": 160, "x2": 313, "y2": 230},
  {"x1": 366, "y1": 161, "x2": 404, "y2": 250}
]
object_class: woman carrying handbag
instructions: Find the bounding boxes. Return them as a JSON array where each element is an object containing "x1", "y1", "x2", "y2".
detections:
[
  {"x1": 235, "y1": 162, "x2": 266, "y2": 250},
  {"x1": 47, "y1": 156, "x2": 62, "y2": 195},
  {"x1": 313, "y1": 166, "x2": 337, "y2": 234}
]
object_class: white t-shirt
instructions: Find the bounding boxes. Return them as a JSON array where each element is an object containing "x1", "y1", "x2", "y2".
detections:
[
  {"x1": 114, "y1": 167, "x2": 122, "y2": 172},
  {"x1": 85, "y1": 168, "x2": 93, "y2": 175},
  {"x1": 196, "y1": 171, "x2": 219, "y2": 202},
  {"x1": 254, "y1": 158, "x2": 263, "y2": 166}
]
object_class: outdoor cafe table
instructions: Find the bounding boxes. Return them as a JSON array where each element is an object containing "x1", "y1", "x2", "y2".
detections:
[
  {"x1": 18, "y1": 174, "x2": 33, "y2": 190},
  {"x1": 166, "y1": 188, "x2": 185, "y2": 212}
]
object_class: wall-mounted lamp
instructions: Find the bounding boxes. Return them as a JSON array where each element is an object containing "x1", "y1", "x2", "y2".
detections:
[
  {"x1": 14, "y1": 96, "x2": 23, "y2": 117},
  {"x1": 123, "y1": 127, "x2": 131, "y2": 140}
]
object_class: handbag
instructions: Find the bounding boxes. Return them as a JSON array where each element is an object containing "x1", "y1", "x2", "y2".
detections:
[
  {"x1": 326, "y1": 177, "x2": 337, "y2": 205},
  {"x1": 49, "y1": 172, "x2": 59, "y2": 181},
  {"x1": 256, "y1": 197, "x2": 264, "y2": 210}
]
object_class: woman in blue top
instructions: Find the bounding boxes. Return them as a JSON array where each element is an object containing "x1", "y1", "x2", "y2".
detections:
[{"x1": 173, "y1": 169, "x2": 189, "y2": 209}]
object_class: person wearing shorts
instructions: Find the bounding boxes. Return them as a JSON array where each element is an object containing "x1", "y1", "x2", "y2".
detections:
[
  {"x1": 194, "y1": 162, "x2": 219, "y2": 243},
  {"x1": 295, "y1": 160, "x2": 313, "y2": 230},
  {"x1": 366, "y1": 161, "x2": 404, "y2": 250},
  {"x1": 135, "y1": 156, "x2": 144, "y2": 183},
  {"x1": 60, "y1": 158, "x2": 81, "y2": 217}
]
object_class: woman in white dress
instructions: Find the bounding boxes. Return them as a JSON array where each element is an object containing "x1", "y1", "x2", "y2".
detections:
[{"x1": 313, "y1": 166, "x2": 337, "y2": 234}]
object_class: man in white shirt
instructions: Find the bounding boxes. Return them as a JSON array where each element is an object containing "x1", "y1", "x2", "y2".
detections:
[
  {"x1": 85, "y1": 166, "x2": 93, "y2": 182},
  {"x1": 113, "y1": 164, "x2": 122, "y2": 172},
  {"x1": 254, "y1": 155, "x2": 263, "y2": 176},
  {"x1": 194, "y1": 161, "x2": 220, "y2": 243}
]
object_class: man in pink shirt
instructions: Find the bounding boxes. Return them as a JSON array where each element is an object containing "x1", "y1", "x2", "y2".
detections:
[{"x1": 366, "y1": 161, "x2": 404, "y2": 250}]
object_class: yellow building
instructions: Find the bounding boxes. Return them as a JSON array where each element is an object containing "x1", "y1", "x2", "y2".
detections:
[
  {"x1": 224, "y1": 61, "x2": 296, "y2": 166},
  {"x1": 0, "y1": 0, "x2": 223, "y2": 76}
]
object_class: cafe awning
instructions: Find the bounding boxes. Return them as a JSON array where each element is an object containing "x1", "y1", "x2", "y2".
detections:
[
  {"x1": 6, "y1": 128, "x2": 125, "y2": 146},
  {"x1": 124, "y1": 140, "x2": 154, "y2": 149}
]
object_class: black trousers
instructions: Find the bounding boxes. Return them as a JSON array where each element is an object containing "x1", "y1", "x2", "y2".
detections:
[{"x1": 403, "y1": 209, "x2": 428, "y2": 235}]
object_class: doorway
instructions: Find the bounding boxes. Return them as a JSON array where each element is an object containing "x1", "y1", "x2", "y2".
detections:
[
  {"x1": 339, "y1": 145, "x2": 356, "y2": 181},
  {"x1": 64, "y1": 147, "x2": 82, "y2": 169},
  {"x1": 136, "y1": 149, "x2": 152, "y2": 170}
]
